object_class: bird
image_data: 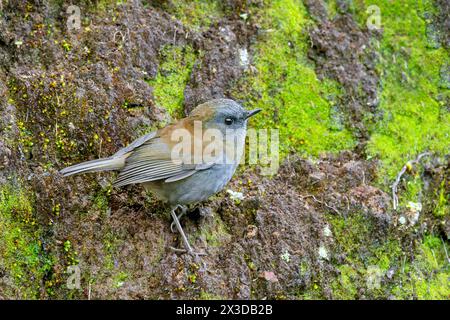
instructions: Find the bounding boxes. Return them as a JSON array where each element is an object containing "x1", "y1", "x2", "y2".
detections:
[{"x1": 60, "y1": 98, "x2": 261, "y2": 255}]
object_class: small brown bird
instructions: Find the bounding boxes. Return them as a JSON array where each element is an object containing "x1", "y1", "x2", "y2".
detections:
[{"x1": 61, "y1": 99, "x2": 261, "y2": 254}]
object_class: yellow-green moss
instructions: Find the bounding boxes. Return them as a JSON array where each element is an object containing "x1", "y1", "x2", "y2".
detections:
[
  {"x1": 164, "y1": 0, "x2": 223, "y2": 32},
  {"x1": 199, "y1": 289, "x2": 224, "y2": 300},
  {"x1": 93, "y1": 184, "x2": 112, "y2": 214},
  {"x1": 0, "y1": 184, "x2": 53, "y2": 298},
  {"x1": 62, "y1": 239, "x2": 79, "y2": 267},
  {"x1": 148, "y1": 45, "x2": 197, "y2": 118},
  {"x1": 233, "y1": 0, "x2": 356, "y2": 158},
  {"x1": 113, "y1": 271, "x2": 129, "y2": 288},
  {"x1": 331, "y1": 264, "x2": 358, "y2": 299},
  {"x1": 356, "y1": 0, "x2": 450, "y2": 182},
  {"x1": 344, "y1": 3, "x2": 449, "y2": 300},
  {"x1": 7, "y1": 74, "x2": 106, "y2": 165},
  {"x1": 102, "y1": 229, "x2": 121, "y2": 271},
  {"x1": 327, "y1": 213, "x2": 450, "y2": 299},
  {"x1": 324, "y1": 0, "x2": 339, "y2": 20},
  {"x1": 393, "y1": 235, "x2": 450, "y2": 299},
  {"x1": 433, "y1": 179, "x2": 448, "y2": 217}
]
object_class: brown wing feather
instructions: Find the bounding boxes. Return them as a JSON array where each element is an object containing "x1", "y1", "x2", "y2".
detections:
[
  {"x1": 114, "y1": 136, "x2": 187, "y2": 187},
  {"x1": 114, "y1": 118, "x2": 219, "y2": 187}
]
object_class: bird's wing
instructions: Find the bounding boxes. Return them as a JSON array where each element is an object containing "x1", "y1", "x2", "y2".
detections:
[
  {"x1": 112, "y1": 131, "x2": 157, "y2": 158},
  {"x1": 113, "y1": 136, "x2": 215, "y2": 187},
  {"x1": 164, "y1": 162, "x2": 215, "y2": 183}
]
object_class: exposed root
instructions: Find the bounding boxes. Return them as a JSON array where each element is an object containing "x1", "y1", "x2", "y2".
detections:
[{"x1": 391, "y1": 152, "x2": 431, "y2": 210}]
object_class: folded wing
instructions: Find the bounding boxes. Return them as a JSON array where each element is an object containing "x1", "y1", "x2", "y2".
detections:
[{"x1": 114, "y1": 137, "x2": 214, "y2": 187}]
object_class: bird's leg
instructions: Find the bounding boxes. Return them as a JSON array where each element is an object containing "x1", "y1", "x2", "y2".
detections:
[
  {"x1": 170, "y1": 205, "x2": 187, "y2": 233},
  {"x1": 169, "y1": 205, "x2": 206, "y2": 256},
  {"x1": 169, "y1": 205, "x2": 194, "y2": 253}
]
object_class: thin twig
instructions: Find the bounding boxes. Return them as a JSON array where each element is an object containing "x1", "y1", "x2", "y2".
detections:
[
  {"x1": 391, "y1": 152, "x2": 431, "y2": 210},
  {"x1": 301, "y1": 194, "x2": 341, "y2": 215}
]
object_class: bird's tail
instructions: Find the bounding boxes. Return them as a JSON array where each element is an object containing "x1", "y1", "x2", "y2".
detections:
[{"x1": 60, "y1": 156, "x2": 125, "y2": 177}]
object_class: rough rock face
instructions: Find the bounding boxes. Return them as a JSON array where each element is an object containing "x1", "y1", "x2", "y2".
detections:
[
  {"x1": 72, "y1": 153, "x2": 391, "y2": 299},
  {"x1": 305, "y1": 0, "x2": 381, "y2": 139},
  {"x1": 183, "y1": 20, "x2": 254, "y2": 113},
  {"x1": 0, "y1": 0, "x2": 448, "y2": 299}
]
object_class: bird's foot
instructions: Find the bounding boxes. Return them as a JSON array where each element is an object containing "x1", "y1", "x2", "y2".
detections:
[{"x1": 169, "y1": 246, "x2": 207, "y2": 257}]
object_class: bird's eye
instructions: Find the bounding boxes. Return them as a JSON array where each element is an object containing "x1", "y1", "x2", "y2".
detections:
[{"x1": 224, "y1": 118, "x2": 234, "y2": 125}]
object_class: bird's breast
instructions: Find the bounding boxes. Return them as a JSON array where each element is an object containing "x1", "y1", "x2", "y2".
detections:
[{"x1": 144, "y1": 162, "x2": 238, "y2": 206}]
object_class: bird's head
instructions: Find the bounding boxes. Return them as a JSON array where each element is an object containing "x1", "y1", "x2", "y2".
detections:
[
  {"x1": 189, "y1": 99, "x2": 261, "y2": 136},
  {"x1": 160, "y1": 99, "x2": 261, "y2": 165}
]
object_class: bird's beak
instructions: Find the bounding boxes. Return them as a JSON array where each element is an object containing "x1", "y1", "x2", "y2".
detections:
[{"x1": 245, "y1": 109, "x2": 262, "y2": 119}]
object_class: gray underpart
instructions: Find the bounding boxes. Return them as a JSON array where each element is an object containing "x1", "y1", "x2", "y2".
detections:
[{"x1": 144, "y1": 162, "x2": 238, "y2": 205}]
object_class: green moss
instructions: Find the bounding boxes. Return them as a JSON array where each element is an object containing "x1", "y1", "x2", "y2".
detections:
[
  {"x1": 113, "y1": 271, "x2": 129, "y2": 288},
  {"x1": 394, "y1": 173, "x2": 427, "y2": 211},
  {"x1": 355, "y1": 0, "x2": 450, "y2": 183},
  {"x1": 433, "y1": 179, "x2": 448, "y2": 217},
  {"x1": 62, "y1": 239, "x2": 79, "y2": 267},
  {"x1": 194, "y1": 214, "x2": 231, "y2": 248},
  {"x1": 233, "y1": 0, "x2": 356, "y2": 158},
  {"x1": 331, "y1": 264, "x2": 358, "y2": 299},
  {"x1": 327, "y1": 1, "x2": 339, "y2": 20},
  {"x1": 0, "y1": 184, "x2": 53, "y2": 298},
  {"x1": 326, "y1": 213, "x2": 397, "y2": 299},
  {"x1": 102, "y1": 230, "x2": 121, "y2": 271},
  {"x1": 298, "y1": 283, "x2": 324, "y2": 300},
  {"x1": 199, "y1": 289, "x2": 223, "y2": 300},
  {"x1": 392, "y1": 235, "x2": 450, "y2": 299},
  {"x1": 93, "y1": 185, "x2": 112, "y2": 214},
  {"x1": 7, "y1": 74, "x2": 108, "y2": 165},
  {"x1": 148, "y1": 45, "x2": 197, "y2": 118},
  {"x1": 335, "y1": 3, "x2": 450, "y2": 300},
  {"x1": 164, "y1": 0, "x2": 223, "y2": 32},
  {"x1": 327, "y1": 213, "x2": 450, "y2": 299}
]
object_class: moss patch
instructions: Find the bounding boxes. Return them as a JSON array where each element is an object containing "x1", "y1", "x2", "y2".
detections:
[
  {"x1": 0, "y1": 183, "x2": 53, "y2": 298},
  {"x1": 233, "y1": 0, "x2": 356, "y2": 158},
  {"x1": 164, "y1": 0, "x2": 223, "y2": 32},
  {"x1": 194, "y1": 214, "x2": 232, "y2": 248},
  {"x1": 357, "y1": 0, "x2": 450, "y2": 181},
  {"x1": 327, "y1": 213, "x2": 450, "y2": 299},
  {"x1": 148, "y1": 45, "x2": 197, "y2": 118},
  {"x1": 393, "y1": 235, "x2": 450, "y2": 299}
]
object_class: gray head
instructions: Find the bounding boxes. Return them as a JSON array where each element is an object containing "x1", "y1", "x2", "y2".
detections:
[{"x1": 189, "y1": 99, "x2": 261, "y2": 134}]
